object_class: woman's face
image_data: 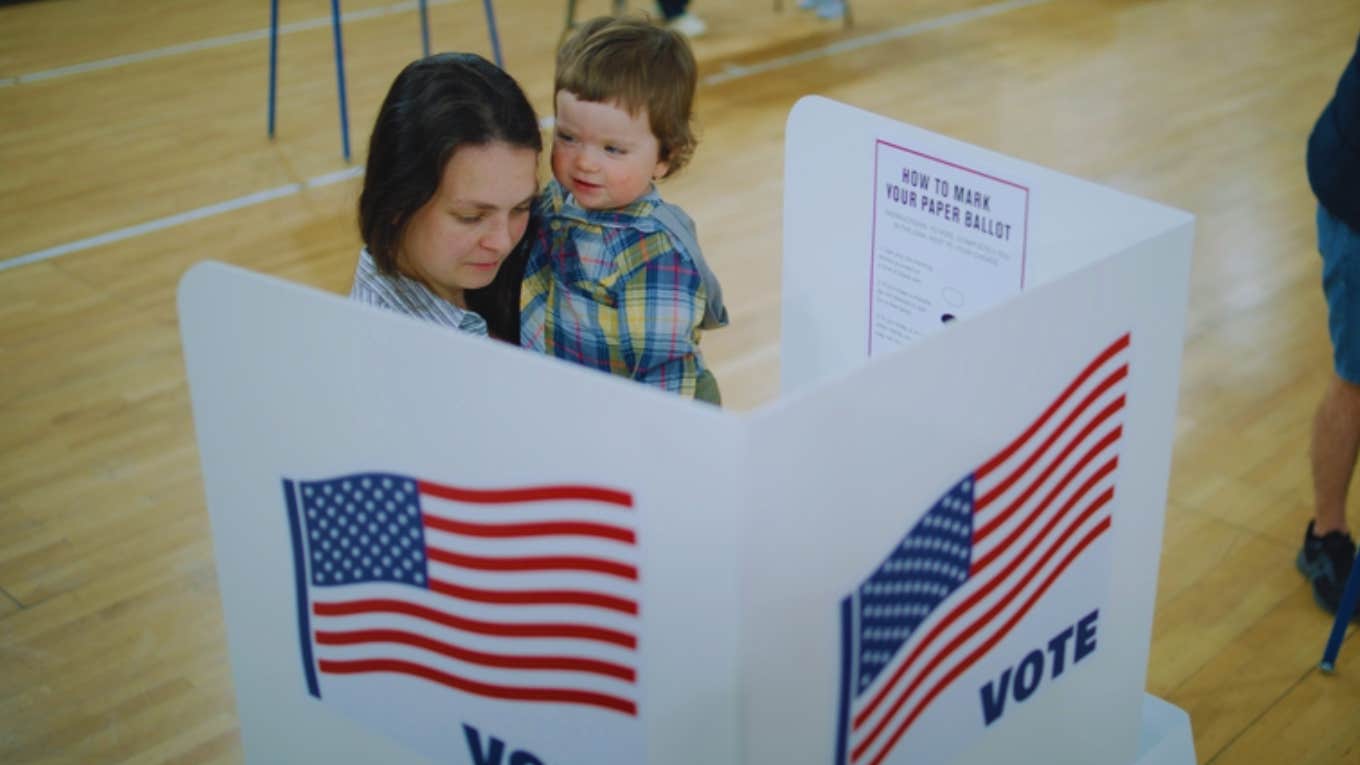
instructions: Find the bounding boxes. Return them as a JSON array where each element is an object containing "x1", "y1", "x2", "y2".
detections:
[{"x1": 398, "y1": 141, "x2": 539, "y2": 308}]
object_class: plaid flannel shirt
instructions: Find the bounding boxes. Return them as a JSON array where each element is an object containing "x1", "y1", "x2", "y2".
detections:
[{"x1": 521, "y1": 180, "x2": 721, "y2": 398}]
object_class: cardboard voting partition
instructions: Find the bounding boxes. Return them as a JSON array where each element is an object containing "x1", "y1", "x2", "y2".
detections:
[
  {"x1": 179, "y1": 96, "x2": 1194, "y2": 765},
  {"x1": 771, "y1": 96, "x2": 1196, "y2": 765},
  {"x1": 781, "y1": 96, "x2": 1195, "y2": 388},
  {"x1": 178, "y1": 274, "x2": 745, "y2": 764}
]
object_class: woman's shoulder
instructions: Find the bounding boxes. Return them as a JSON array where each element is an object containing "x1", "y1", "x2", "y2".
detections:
[
  {"x1": 349, "y1": 248, "x2": 489, "y2": 336},
  {"x1": 349, "y1": 248, "x2": 390, "y2": 304}
]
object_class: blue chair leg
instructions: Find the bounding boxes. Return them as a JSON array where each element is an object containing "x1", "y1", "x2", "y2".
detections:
[
  {"x1": 268, "y1": 0, "x2": 280, "y2": 139},
  {"x1": 419, "y1": 0, "x2": 431, "y2": 57},
  {"x1": 481, "y1": 0, "x2": 503, "y2": 69},
  {"x1": 562, "y1": 0, "x2": 576, "y2": 41},
  {"x1": 329, "y1": 0, "x2": 352, "y2": 162},
  {"x1": 1320, "y1": 548, "x2": 1360, "y2": 672}
]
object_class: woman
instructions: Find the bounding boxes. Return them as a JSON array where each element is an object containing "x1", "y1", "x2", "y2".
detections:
[{"x1": 352, "y1": 52, "x2": 540, "y2": 342}]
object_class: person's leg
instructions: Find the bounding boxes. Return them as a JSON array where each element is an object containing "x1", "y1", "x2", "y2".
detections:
[
  {"x1": 656, "y1": 0, "x2": 687, "y2": 20},
  {"x1": 657, "y1": 0, "x2": 705, "y2": 37},
  {"x1": 1300, "y1": 203, "x2": 1360, "y2": 615},
  {"x1": 1301, "y1": 376, "x2": 1360, "y2": 615},
  {"x1": 1312, "y1": 373, "x2": 1360, "y2": 535}
]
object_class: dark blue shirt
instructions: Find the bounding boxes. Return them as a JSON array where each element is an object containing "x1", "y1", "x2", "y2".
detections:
[{"x1": 1308, "y1": 34, "x2": 1360, "y2": 232}]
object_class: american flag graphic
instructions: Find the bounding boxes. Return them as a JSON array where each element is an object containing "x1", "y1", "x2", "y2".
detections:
[
  {"x1": 283, "y1": 472, "x2": 640, "y2": 719},
  {"x1": 834, "y1": 333, "x2": 1130, "y2": 765}
]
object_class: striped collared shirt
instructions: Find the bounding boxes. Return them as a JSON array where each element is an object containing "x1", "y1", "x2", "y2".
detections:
[{"x1": 349, "y1": 249, "x2": 488, "y2": 336}]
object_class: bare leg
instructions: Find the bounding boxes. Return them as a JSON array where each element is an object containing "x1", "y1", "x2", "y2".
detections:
[{"x1": 1311, "y1": 372, "x2": 1360, "y2": 535}]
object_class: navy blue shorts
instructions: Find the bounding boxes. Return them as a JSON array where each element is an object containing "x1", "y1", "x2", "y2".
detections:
[{"x1": 1318, "y1": 204, "x2": 1360, "y2": 384}]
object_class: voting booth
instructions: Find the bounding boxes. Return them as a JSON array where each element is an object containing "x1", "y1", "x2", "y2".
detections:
[{"x1": 179, "y1": 96, "x2": 1195, "y2": 765}]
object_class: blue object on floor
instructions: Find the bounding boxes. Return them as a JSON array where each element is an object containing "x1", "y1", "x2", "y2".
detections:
[
  {"x1": 1320, "y1": 545, "x2": 1360, "y2": 672},
  {"x1": 481, "y1": 0, "x2": 503, "y2": 70},
  {"x1": 420, "y1": 0, "x2": 431, "y2": 57},
  {"x1": 328, "y1": 0, "x2": 352, "y2": 162}
]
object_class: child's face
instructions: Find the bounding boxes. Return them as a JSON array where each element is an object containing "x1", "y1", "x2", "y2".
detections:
[
  {"x1": 398, "y1": 141, "x2": 538, "y2": 308},
  {"x1": 552, "y1": 90, "x2": 669, "y2": 211}
]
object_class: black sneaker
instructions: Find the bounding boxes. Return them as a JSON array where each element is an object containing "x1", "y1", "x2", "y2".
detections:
[{"x1": 1296, "y1": 520, "x2": 1359, "y2": 619}]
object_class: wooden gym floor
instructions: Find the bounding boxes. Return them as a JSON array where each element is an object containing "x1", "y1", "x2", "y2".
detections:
[{"x1": 1, "y1": 0, "x2": 1358, "y2": 762}]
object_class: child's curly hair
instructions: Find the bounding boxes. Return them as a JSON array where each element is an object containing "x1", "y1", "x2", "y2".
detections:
[{"x1": 555, "y1": 15, "x2": 698, "y2": 177}]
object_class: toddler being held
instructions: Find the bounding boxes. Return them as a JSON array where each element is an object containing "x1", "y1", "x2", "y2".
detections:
[{"x1": 520, "y1": 15, "x2": 729, "y2": 404}]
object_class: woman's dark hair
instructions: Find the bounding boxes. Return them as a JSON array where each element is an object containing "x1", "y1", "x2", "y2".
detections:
[{"x1": 359, "y1": 52, "x2": 541, "y2": 341}]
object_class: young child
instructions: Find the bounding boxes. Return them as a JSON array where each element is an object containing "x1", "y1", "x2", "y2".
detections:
[{"x1": 520, "y1": 15, "x2": 729, "y2": 404}]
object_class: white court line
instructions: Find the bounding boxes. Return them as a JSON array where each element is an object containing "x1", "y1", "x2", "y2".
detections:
[
  {"x1": 0, "y1": 168, "x2": 364, "y2": 273},
  {"x1": 0, "y1": 0, "x2": 462, "y2": 88},
  {"x1": 0, "y1": 120, "x2": 556, "y2": 274},
  {"x1": 0, "y1": 0, "x2": 1050, "y2": 273}
]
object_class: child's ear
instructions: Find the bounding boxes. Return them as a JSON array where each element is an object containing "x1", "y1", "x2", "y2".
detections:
[{"x1": 652, "y1": 157, "x2": 670, "y2": 180}]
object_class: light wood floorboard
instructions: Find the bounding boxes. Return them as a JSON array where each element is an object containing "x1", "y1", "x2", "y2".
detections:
[{"x1": 2, "y1": 0, "x2": 1359, "y2": 762}]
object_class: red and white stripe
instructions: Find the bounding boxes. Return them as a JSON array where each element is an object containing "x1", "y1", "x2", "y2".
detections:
[
  {"x1": 849, "y1": 334, "x2": 1129, "y2": 764},
  {"x1": 308, "y1": 482, "x2": 641, "y2": 716}
]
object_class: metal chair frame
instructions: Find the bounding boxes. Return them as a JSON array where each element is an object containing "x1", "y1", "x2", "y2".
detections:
[{"x1": 267, "y1": 0, "x2": 505, "y2": 162}]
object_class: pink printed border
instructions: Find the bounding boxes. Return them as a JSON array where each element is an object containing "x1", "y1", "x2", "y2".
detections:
[{"x1": 867, "y1": 139, "x2": 1032, "y2": 357}]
